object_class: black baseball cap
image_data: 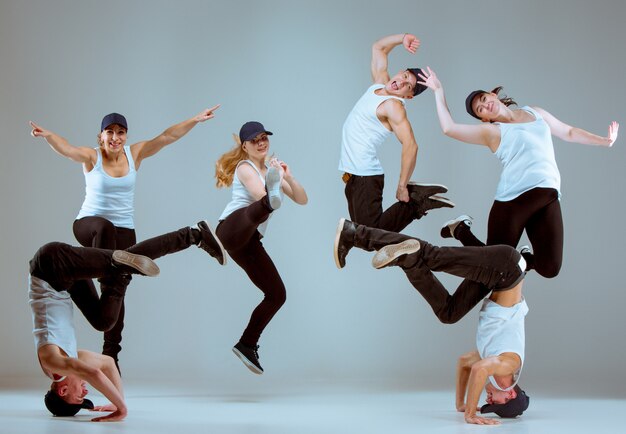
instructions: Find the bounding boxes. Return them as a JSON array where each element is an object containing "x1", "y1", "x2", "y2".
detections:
[
  {"x1": 480, "y1": 385, "x2": 529, "y2": 418},
  {"x1": 239, "y1": 121, "x2": 273, "y2": 143},
  {"x1": 406, "y1": 68, "x2": 427, "y2": 97},
  {"x1": 101, "y1": 113, "x2": 128, "y2": 131},
  {"x1": 44, "y1": 390, "x2": 94, "y2": 417},
  {"x1": 465, "y1": 90, "x2": 487, "y2": 120}
]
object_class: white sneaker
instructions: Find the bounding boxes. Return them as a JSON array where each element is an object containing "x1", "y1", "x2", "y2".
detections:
[
  {"x1": 266, "y1": 167, "x2": 282, "y2": 210},
  {"x1": 440, "y1": 215, "x2": 473, "y2": 239}
]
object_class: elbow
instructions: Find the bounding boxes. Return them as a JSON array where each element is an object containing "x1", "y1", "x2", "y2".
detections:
[
  {"x1": 470, "y1": 364, "x2": 489, "y2": 379},
  {"x1": 458, "y1": 355, "x2": 471, "y2": 367}
]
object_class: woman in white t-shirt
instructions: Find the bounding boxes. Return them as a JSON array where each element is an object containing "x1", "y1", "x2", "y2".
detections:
[
  {"x1": 418, "y1": 67, "x2": 618, "y2": 278},
  {"x1": 215, "y1": 121, "x2": 308, "y2": 375}
]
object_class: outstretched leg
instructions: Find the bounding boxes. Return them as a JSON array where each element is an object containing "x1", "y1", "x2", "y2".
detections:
[
  {"x1": 30, "y1": 242, "x2": 158, "y2": 331},
  {"x1": 335, "y1": 221, "x2": 525, "y2": 323}
]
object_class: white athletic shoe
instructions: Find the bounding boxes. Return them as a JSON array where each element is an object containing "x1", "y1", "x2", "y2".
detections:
[
  {"x1": 266, "y1": 167, "x2": 282, "y2": 210},
  {"x1": 440, "y1": 215, "x2": 473, "y2": 239}
]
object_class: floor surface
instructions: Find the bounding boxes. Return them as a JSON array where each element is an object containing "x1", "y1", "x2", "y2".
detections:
[{"x1": 1, "y1": 384, "x2": 625, "y2": 434}]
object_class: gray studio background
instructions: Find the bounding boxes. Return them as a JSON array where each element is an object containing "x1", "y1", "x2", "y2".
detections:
[{"x1": 1, "y1": 0, "x2": 624, "y2": 397}]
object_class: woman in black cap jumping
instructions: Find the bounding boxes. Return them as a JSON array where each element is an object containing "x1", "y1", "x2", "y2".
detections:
[
  {"x1": 215, "y1": 121, "x2": 308, "y2": 375},
  {"x1": 416, "y1": 67, "x2": 618, "y2": 278},
  {"x1": 29, "y1": 106, "x2": 221, "y2": 369}
]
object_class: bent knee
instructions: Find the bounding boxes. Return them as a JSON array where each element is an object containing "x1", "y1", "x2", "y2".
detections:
[
  {"x1": 536, "y1": 263, "x2": 561, "y2": 279},
  {"x1": 436, "y1": 311, "x2": 462, "y2": 325},
  {"x1": 266, "y1": 287, "x2": 287, "y2": 308}
]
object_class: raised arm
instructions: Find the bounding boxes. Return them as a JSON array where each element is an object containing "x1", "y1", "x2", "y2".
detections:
[
  {"x1": 30, "y1": 121, "x2": 95, "y2": 164},
  {"x1": 533, "y1": 107, "x2": 619, "y2": 147},
  {"x1": 131, "y1": 104, "x2": 220, "y2": 167},
  {"x1": 417, "y1": 68, "x2": 501, "y2": 151},
  {"x1": 277, "y1": 159, "x2": 308, "y2": 205},
  {"x1": 371, "y1": 33, "x2": 420, "y2": 84}
]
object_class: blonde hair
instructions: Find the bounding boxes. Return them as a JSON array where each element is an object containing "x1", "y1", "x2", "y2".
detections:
[{"x1": 215, "y1": 134, "x2": 248, "y2": 188}]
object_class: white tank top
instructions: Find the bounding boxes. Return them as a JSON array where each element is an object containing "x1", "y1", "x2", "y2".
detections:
[
  {"x1": 476, "y1": 297, "x2": 528, "y2": 391},
  {"x1": 29, "y1": 275, "x2": 78, "y2": 380},
  {"x1": 76, "y1": 146, "x2": 137, "y2": 228},
  {"x1": 219, "y1": 160, "x2": 282, "y2": 236},
  {"x1": 338, "y1": 84, "x2": 406, "y2": 176},
  {"x1": 494, "y1": 106, "x2": 561, "y2": 201}
]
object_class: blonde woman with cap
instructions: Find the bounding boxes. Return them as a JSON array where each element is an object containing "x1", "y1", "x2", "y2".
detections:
[
  {"x1": 417, "y1": 67, "x2": 618, "y2": 278},
  {"x1": 29, "y1": 107, "x2": 223, "y2": 370},
  {"x1": 215, "y1": 121, "x2": 308, "y2": 374}
]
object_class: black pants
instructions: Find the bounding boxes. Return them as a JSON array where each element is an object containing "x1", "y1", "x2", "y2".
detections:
[
  {"x1": 353, "y1": 225, "x2": 523, "y2": 324},
  {"x1": 30, "y1": 242, "x2": 130, "y2": 332},
  {"x1": 70, "y1": 220, "x2": 197, "y2": 360},
  {"x1": 216, "y1": 197, "x2": 286, "y2": 347},
  {"x1": 72, "y1": 217, "x2": 136, "y2": 361},
  {"x1": 345, "y1": 174, "x2": 418, "y2": 232},
  {"x1": 456, "y1": 187, "x2": 563, "y2": 278}
]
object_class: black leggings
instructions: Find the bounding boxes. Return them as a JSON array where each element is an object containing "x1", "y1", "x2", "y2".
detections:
[
  {"x1": 72, "y1": 217, "x2": 136, "y2": 361},
  {"x1": 457, "y1": 187, "x2": 563, "y2": 278},
  {"x1": 216, "y1": 197, "x2": 286, "y2": 347}
]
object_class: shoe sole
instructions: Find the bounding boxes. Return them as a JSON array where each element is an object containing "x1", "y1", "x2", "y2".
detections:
[
  {"x1": 198, "y1": 220, "x2": 227, "y2": 266},
  {"x1": 429, "y1": 195, "x2": 455, "y2": 207},
  {"x1": 232, "y1": 347, "x2": 263, "y2": 375},
  {"x1": 266, "y1": 167, "x2": 282, "y2": 210},
  {"x1": 333, "y1": 218, "x2": 346, "y2": 269},
  {"x1": 372, "y1": 239, "x2": 421, "y2": 269},
  {"x1": 407, "y1": 181, "x2": 448, "y2": 190},
  {"x1": 112, "y1": 251, "x2": 160, "y2": 277}
]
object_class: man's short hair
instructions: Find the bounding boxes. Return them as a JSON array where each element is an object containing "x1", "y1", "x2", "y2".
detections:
[
  {"x1": 44, "y1": 390, "x2": 94, "y2": 417},
  {"x1": 406, "y1": 68, "x2": 427, "y2": 97},
  {"x1": 480, "y1": 385, "x2": 529, "y2": 418}
]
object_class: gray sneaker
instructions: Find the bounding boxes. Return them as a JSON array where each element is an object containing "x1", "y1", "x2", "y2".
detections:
[
  {"x1": 266, "y1": 166, "x2": 282, "y2": 210},
  {"x1": 371, "y1": 239, "x2": 421, "y2": 269},
  {"x1": 440, "y1": 215, "x2": 473, "y2": 239}
]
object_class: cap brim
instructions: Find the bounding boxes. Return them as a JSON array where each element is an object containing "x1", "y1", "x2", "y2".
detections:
[
  {"x1": 242, "y1": 130, "x2": 273, "y2": 142},
  {"x1": 480, "y1": 403, "x2": 498, "y2": 415}
]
